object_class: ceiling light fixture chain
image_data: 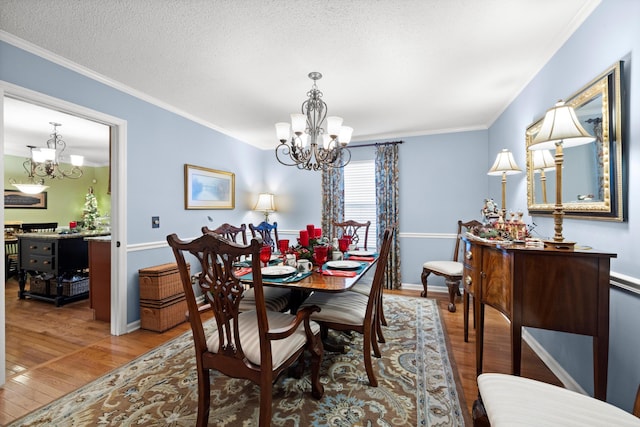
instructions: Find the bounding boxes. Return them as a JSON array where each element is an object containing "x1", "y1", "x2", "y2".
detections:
[{"x1": 275, "y1": 72, "x2": 353, "y2": 171}]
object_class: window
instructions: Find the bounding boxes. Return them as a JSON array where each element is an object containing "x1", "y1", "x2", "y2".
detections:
[{"x1": 344, "y1": 160, "x2": 377, "y2": 247}]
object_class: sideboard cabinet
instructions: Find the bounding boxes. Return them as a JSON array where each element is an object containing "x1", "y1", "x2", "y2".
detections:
[{"x1": 461, "y1": 235, "x2": 616, "y2": 400}]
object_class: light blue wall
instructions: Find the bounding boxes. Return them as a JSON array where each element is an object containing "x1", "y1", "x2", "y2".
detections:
[
  {"x1": 0, "y1": 41, "x2": 267, "y2": 323},
  {"x1": 346, "y1": 132, "x2": 489, "y2": 286},
  {"x1": 488, "y1": 0, "x2": 640, "y2": 411}
]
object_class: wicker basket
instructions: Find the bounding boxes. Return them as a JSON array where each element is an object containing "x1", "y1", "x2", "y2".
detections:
[
  {"x1": 139, "y1": 263, "x2": 189, "y2": 300},
  {"x1": 140, "y1": 294, "x2": 187, "y2": 332},
  {"x1": 60, "y1": 277, "x2": 90, "y2": 297},
  {"x1": 29, "y1": 276, "x2": 50, "y2": 294}
]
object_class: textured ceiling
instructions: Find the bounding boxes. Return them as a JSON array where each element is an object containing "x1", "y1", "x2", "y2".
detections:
[{"x1": 1, "y1": 0, "x2": 600, "y2": 153}]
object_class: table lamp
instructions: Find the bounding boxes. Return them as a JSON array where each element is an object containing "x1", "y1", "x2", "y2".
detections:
[
  {"x1": 487, "y1": 149, "x2": 522, "y2": 212},
  {"x1": 254, "y1": 193, "x2": 276, "y2": 223},
  {"x1": 531, "y1": 149, "x2": 556, "y2": 204},
  {"x1": 529, "y1": 100, "x2": 594, "y2": 246}
]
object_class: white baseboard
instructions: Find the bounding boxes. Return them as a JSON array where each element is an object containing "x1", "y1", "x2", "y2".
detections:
[
  {"x1": 400, "y1": 282, "x2": 448, "y2": 294},
  {"x1": 522, "y1": 329, "x2": 586, "y2": 395}
]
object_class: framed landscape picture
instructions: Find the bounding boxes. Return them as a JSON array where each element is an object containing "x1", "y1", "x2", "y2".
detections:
[
  {"x1": 4, "y1": 189, "x2": 48, "y2": 209},
  {"x1": 184, "y1": 164, "x2": 235, "y2": 209}
]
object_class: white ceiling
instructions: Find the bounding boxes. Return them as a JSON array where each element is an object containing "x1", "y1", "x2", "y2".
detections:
[
  {"x1": 1, "y1": 0, "x2": 600, "y2": 159},
  {"x1": 3, "y1": 97, "x2": 110, "y2": 166}
]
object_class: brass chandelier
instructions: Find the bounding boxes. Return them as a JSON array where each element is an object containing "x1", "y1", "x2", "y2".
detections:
[
  {"x1": 275, "y1": 72, "x2": 353, "y2": 171},
  {"x1": 11, "y1": 122, "x2": 84, "y2": 194}
]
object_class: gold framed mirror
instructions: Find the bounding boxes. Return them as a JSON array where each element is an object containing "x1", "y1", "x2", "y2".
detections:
[{"x1": 526, "y1": 61, "x2": 623, "y2": 221}]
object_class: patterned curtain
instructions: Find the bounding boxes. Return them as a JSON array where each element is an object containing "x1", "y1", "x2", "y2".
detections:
[
  {"x1": 375, "y1": 143, "x2": 401, "y2": 289},
  {"x1": 321, "y1": 157, "x2": 344, "y2": 240}
]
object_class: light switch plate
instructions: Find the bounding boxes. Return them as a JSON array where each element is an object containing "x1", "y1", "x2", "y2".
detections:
[{"x1": 152, "y1": 216, "x2": 160, "y2": 228}]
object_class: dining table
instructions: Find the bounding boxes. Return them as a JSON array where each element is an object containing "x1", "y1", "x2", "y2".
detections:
[
  {"x1": 236, "y1": 252, "x2": 378, "y2": 313},
  {"x1": 238, "y1": 252, "x2": 379, "y2": 352}
]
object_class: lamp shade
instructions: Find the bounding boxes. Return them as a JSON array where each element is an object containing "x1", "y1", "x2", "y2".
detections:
[
  {"x1": 275, "y1": 122, "x2": 291, "y2": 142},
  {"x1": 487, "y1": 149, "x2": 522, "y2": 176},
  {"x1": 530, "y1": 100, "x2": 595, "y2": 150},
  {"x1": 12, "y1": 183, "x2": 49, "y2": 194},
  {"x1": 531, "y1": 149, "x2": 555, "y2": 172},
  {"x1": 254, "y1": 193, "x2": 276, "y2": 212}
]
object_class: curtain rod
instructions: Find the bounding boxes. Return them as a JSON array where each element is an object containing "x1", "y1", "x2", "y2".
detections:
[{"x1": 348, "y1": 140, "x2": 403, "y2": 149}]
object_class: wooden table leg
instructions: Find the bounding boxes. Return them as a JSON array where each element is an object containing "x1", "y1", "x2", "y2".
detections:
[{"x1": 476, "y1": 301, "x2": 485, "y2": 376}]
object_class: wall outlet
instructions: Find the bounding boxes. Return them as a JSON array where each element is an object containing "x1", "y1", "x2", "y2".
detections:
[{"x1": 152, "y1": 216, "x2": 160, "y2": 228}]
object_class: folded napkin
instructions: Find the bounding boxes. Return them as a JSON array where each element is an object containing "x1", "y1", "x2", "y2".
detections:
[
  {"x1": 322, "y1": 269, "x2": 357, "y2": 277},
  {"x1": 234, "y1": 267, "x2": 252, "y2": 277},
  {"x1": 347, "y1": 256, "x2": 375, "y2": 261}
]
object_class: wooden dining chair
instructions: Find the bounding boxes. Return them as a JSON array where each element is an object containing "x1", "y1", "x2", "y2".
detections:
[
  {"x1": 333, "y1": 220, "x2": 371, "y2": 250},
  {"x1": 249, "y1": 221, "x2": 279, "y2": 251},
  {"x1": 4, "y1": 240, "x2": 19, "y2": 281},
  {"x1": 421, "y1": 219, "x2": 482, "y2": 315},
  {"x1": 202, "y1": 223, "x2": 248, "y2": 245},
  {"x1": 21, "y1": 222, "x2": 58, "y2": 233},
  {"x1": 167, "y1": 233, "x2": 324, "y2": 427},
  {"x1": 202, "y1": 224, "x2": 290, "y2": 312},
  {"x1": 299, "y1": 227, "x2": 394, "y2": 387},
  {"x1": 473, "y1": 373, "x2": 640, "y2": 426}
]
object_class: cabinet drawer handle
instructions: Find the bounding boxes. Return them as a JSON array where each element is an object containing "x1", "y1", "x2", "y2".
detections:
[
  {"x1": 29, "y1": 245, "x2": 38, "y2": 250},
  {"x1": 465, "y1": 251, "x2": 473, "y2": 260},
  {"x1": 29, "y1": 259, "x2": 38, "y2": 264},
  {"x1": 465, "y1": 275, "x2": 472, "y2": 286}
]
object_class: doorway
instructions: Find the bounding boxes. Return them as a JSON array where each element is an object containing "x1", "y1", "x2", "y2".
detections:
[{"x1": 1, "y1": 82, "x2": 128, "y2": 386}]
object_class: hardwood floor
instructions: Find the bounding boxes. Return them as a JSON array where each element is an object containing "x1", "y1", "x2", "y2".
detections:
[{"x1": 1, "y1": 279, "x2": 560, "y2": 425}]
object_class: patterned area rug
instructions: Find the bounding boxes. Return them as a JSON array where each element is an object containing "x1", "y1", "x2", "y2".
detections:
[{"x1": 10, "y1": 296, "x2": 465, "y2": 426}]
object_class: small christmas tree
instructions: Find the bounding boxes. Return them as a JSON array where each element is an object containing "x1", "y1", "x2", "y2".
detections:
[{"x1": 83, "y1": 187, "x2": 99, "y2": 230}]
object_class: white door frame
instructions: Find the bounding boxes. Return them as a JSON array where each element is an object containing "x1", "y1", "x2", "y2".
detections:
[{"x1": 0, "y1": 81, "x2": 128, "y2": 385}]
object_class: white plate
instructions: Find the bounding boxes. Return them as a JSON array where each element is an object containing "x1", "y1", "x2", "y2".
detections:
[
  {"x1": 326, "y1": 260, "x2": 362, "y2": 270},
  {"x1": 261, "y1": 265, "x2": 297, "y2": 278},
  {"x1": 348, "y1": 250, "x2": 375, "y2": 256}
]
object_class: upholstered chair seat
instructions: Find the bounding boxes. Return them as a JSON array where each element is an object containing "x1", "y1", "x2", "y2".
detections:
[
  {"x1": 206, "y1": 310, "x2": 320, "y2": 367},
  {"x1": 239, "y1": 287, "x2": 291, "y2": 313},
  {"x1": 422, "y1": 260, "x2": 463, "y2": 277},
  {"x1": 474, "y1": 373, "x2": 640, "y2": 426}
]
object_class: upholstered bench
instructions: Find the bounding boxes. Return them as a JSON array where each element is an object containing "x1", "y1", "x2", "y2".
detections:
[{"x1": 473, "y1": 373, "x2": 640, "y2": 426}]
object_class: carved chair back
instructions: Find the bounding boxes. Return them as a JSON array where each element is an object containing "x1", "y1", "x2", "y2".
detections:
[
  {"x1": 249, "y1": 221, "x2": 279, "y2": 250},
  {"x1": 333, "y1": 220, "x2": 371, "y2": 250},
  {"x1": 202, "y1": 223, "x2": 247, "y2": 245}
]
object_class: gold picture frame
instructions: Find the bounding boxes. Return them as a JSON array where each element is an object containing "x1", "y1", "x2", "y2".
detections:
[{"x1": 184, "y1": 164, "x2": 235, "y2": 210}]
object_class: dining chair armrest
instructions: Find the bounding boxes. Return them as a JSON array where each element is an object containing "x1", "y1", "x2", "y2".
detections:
[{"x1": 266, "y1": 305, "x2": 321, "y2": 341}]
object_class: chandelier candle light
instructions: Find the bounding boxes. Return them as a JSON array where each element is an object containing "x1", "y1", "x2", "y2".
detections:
[
  {"x1": 487, "y1": 149, "x2": 522, "y2": 212},
  {"x1": 275, "y1": 72, "x2": 353, "y2": 170},
  {"x1": 529, "y1": 100, "x2": 595, "y2": 247},
  {"x1": 11, "y1": 122, "x2": 84, "y2": 194}
]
